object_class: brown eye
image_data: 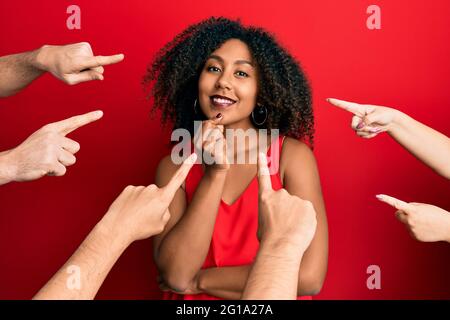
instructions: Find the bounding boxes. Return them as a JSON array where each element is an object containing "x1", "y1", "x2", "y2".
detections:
[
  {"x1": 235, "y1": 71, "x2": 249, "y2": 78},
  {"x1": 207, "y1": 66, "x2": 221, "y2": 73}
]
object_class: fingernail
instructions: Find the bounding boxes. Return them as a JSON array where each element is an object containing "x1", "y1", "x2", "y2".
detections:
[
  {"x1": 375, "y1": 194, "x2": 384, "y2": 200},
  {"x1": 370, "y1": 128, "x2": 382, "y2": 133},
  {"x1": 356, "y1": 122, "x2": 364, "y2": 129},
  {"x1": 216, "y1": 113, "x2": 222, "y2": 118},
  {"x1": 258, "y1": 152, "x2": 267, "y2": 164},
  {"x1": 326, "y1": 98, "x2": 330, "y2": 102},
  {"x1": 187, "y1": 153, "x2": 197, "y2": 164}
]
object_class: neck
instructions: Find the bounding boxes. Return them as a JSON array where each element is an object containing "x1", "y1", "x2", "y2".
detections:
[
  {"x1": 224, "y1": 118, "x2": 270, "y2": 162},
  {"x1": 224, "y1": 116, "x2": 254, "y2": 131}
]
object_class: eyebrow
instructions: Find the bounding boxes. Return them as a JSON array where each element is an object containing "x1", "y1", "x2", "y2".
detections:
[{"x1": 208, "y1": 54, "x2": 254, "y2": 67}]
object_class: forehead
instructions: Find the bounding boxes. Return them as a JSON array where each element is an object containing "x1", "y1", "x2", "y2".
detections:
[{"x1": 210, "y1": 39, "x2": 253, "y2": 62}]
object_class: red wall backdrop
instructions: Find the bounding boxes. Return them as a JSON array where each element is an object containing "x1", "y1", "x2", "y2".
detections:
[{"x1": 0, "y1": 0, "x2": 449, "y2": 299}]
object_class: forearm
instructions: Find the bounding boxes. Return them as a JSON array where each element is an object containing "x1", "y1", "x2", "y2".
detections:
[
  {"x1": 198, "y1": 258, "x2": 322, "y2": 299},
  {"x1": 198, "y1": 266, "x2": 251, "y2": 299},
  {"x1": 388, "y1": 110, "x2": 450, "y2": 179},
  {"x1": 0, "y1": 47, "x2": 46, "y2": 97},
  {"x1": 243, "y1": 240, "x2": 304, "y2": 300},
  {"x1": 33, "y1": 219, "x2": 129, "y2": 300},
  {"x1": 443, "y1": 209, "x2": 450, "y2": 243},
  {"x1": 157, "y1": 169, "x2": 227, "y2": 290},
  {"x1": 0, "y1": 150, "x2": 15, "y2": 186}
]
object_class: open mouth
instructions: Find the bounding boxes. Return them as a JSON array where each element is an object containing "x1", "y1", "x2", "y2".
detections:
[{"x1": 210, "y1": 95, "x2": 237, "y2": 108}]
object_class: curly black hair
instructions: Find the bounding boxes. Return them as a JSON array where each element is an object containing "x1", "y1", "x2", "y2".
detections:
[{"x1": 144, "y1": 17, "x2": 314, "y2": 145}]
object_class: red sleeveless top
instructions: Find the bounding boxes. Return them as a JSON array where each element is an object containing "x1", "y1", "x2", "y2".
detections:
[{"x1": 162, "y1": 135, "x2": 312, "y2": 300}]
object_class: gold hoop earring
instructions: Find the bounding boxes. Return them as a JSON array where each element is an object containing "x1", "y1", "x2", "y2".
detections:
[{"x1": 251, "y1": 104, "x2": 268, "y2": 126}]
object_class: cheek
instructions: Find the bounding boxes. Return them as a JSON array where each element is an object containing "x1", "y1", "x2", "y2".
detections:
[
  {"x1": 197, "y1": 73, "x2": 213, "y2": 116},
  {"x1": 237, "y1": 81, "x2": 258, "y2": 105},
  {"x1": 198, "y1": 72, "x2": 214, "y2": 95}
]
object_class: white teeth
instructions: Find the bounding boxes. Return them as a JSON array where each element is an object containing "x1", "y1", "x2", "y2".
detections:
[{"x1": 212, "y1": 97, "x2": 235, "y2": 105}]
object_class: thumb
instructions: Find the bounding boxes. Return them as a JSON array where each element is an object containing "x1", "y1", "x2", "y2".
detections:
[
  {"x1": 69, "y1": 70, "x2": 104, "y2": 85},
  {"x1": 362, "y1": 109, "x2": 385, "y2": 127}
]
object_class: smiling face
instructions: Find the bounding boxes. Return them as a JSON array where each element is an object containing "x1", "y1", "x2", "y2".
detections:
[{"x1": 198, "y1": 38, "x2": 259, "y2": 128}]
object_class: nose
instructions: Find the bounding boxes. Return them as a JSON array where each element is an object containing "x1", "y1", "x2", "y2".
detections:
[{"x1": 215, "y1": 73, "x2": 232, "y2": 90}]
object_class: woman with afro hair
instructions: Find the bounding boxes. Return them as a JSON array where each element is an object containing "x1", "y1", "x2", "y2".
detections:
[{"x1": 145, "y1": 17, "x2": 328, "y2": 299}]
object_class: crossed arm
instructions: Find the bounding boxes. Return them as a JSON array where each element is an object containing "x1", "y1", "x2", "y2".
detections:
[{"x1": 154, "y1": 139, "x2": 328, "y2": 299}]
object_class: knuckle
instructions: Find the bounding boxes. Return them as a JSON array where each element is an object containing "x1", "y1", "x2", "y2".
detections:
[
  {"x1": 63, "y1": 75, "x2": 76, "y2": 85},
  {"x1": 159, "y1": 191, "x2": 171, "y2": 203},
  {"x1": 68, "y1": 155, "x2": 77, "y2": 165},
  {"x1": 303, "y1": 200, "x2": 314, "y2": 209},
  {"x1": 156, "y1": 223, "x2": 166, "y2": 234},
  {"x1": 56, "y1": 167, "x2": 67, "y2": 176},
  {"x1": 136, "y1": 186, "x2": 145, "y2": 192},
  {"x1": 165, "y1": 212, "x2": 171, "y2": 221},
  {"x1": 259, "y1": 194, "x2": 269, "y2": 204},
  {"x1": 73, "y1": 142, "x2": 81, "y2": 153},
  {"x1": 41, "y1": 123, "x2": 55, "y2": 133}
]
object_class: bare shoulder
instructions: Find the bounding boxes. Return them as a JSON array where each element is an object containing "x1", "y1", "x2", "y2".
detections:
[
  {"x1": 155, "y1": 154, "x2": 186, "y2": 189},
  {"x1": 282, "y1": 137, "x2": 316, "y2": 166},
  {"x1": 280, "y1": 137, "x2": 318, "y2": 182}
]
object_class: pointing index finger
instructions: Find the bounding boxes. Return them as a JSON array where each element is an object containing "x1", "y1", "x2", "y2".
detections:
[
  {"x1": 327, "y1": 98, "x2": 367, "y2": 117},
  {"x1": 257, "y1": 152, "x2": 272, "y2": 195},
  {"x1": 54, "y1": 110, "x2": 103, "y2": 136},
  {"x1": 162, "y1": 153, "x2": 197, "y2": 200},
  {"x1": 376, "y1": 194, "x2": 411, "y2": 212},
  {"x1": 211, "y1": 113, "x2": 223, "y2": 125}
]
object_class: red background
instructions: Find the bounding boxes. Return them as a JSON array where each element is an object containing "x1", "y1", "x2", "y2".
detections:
[{"x1": 0, "y1": 0, "x2": 449, "y2": 299}]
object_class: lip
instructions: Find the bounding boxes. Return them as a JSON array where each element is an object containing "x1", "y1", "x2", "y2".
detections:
[{"x1": 210, "y1": 95, "x2": 237, "y2": 109}]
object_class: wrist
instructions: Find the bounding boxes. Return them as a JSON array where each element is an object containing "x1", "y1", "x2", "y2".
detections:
[
  {"x1": 387, "y1": 108, "x2": 407, "y2": 134},
  {"x1": 197, "y1": 269, "x2": 208, "y2": 292},
  {"x1": 260, "y1": 235, "x2": 305, "y2": 259},
  {"x1": 33, "y1": 45, "x2": 54, "y2": 72},
  {"x1": 445, "y1": 213, "x2": 450, "y2": 243},
  {"x1": 96, "y1": 211, "x2": 132, "y2": 253},
  {"x1": 0, "y1": 150, "x2": 17, "y2": 185}
]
